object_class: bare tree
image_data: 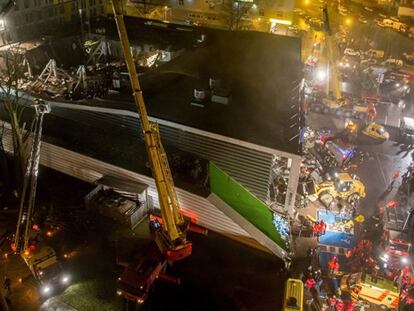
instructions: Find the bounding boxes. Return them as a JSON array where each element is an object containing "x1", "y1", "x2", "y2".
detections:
[
  {"x1": 0, "y1": 48, "x2": 34, "y2": 197},
  {"x1": 226, "y1": 1, "x2": 253, "y2": 30}
]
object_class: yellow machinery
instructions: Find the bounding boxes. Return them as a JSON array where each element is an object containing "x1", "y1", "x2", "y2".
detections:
[
  {"x1": 283, "y1": 278, "x2": 304, "y2": 311},
  {"x1": 321, "y1": 5, "x2": 343, "y2": 109},
  {"x1": 361, "y1": 122, "x2": 389, "y2": 141},
  {"x1": 340, "y1": 273, "x2": 399, "y2": 310},
  {"x1": 314, "y1": 173, "x2": 366, "y2": 206},
  {"x1": 345, "y1": 120, "x2": 389, "y2": 141},
  {"x1": 111, "y1": 0, "x2": 191, "y2": 262}
]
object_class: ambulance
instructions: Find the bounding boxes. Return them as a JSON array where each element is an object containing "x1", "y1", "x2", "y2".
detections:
[{"x1": 340, "y1": 273, "x2": 399, "y2": 310}]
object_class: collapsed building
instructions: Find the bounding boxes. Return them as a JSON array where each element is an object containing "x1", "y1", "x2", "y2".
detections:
[{"x1": 0, "y1": 20, "x2": 303, "y2": 261}]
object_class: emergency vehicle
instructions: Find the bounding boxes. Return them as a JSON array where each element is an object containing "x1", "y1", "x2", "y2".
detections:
[
  {"x1": 340, "y1": 273, "x2": 399, "y2": 310},
  {"x1": 379, "y1": 239, "x2": 411, "y2": 270},
  {"x1": 283, "y1": 279, "x2": 304, "y2": 311}
]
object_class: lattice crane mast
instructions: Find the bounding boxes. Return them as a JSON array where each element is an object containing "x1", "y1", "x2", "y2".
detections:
[{"x1": 14, "y1": 102, "x2": 50, "y2": 254}]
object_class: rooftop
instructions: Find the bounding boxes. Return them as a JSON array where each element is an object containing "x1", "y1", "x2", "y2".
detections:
[{"x1": 100, "y1": 19, "x2": 303, "y2": 154}]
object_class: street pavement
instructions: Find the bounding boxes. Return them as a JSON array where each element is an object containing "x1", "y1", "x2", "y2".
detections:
[
  {"x1": 296, "y1": 0, "x2": 414, "y2": 59},
  {"x1": 39, "y1": 298, "x2": 77, "y2": 311}
]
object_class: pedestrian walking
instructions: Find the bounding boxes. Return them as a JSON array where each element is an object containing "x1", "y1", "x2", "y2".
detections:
[
  {"x1": 351, "y1": 204, "x2": 357, "y2": 218},
  {"x1": 3, "y1": 277, "x2": 11, "y2": 293},
  {"x1": 387, "y1": 170, "x2": 400, "y2": 191}
]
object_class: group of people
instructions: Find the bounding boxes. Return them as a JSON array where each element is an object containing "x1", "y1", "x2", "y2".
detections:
[{"x1": 313, "y1": 220, "x2": 327, "y2": 237}]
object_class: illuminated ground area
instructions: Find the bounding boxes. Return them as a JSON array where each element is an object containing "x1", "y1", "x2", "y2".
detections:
[{"x1": 0, "y1": 167, "x2": 285, "y2": 311}]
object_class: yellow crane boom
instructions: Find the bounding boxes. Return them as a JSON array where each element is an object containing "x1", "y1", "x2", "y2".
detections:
[
  {"x1": 111, "y1": 0, "x2": 191, "y2": 262},
  {"x1": 322, "y1": 5, "x2": 341, "y2": 100}
]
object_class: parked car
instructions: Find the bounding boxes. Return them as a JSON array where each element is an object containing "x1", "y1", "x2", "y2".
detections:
[
  {"x1": 359, "y1": 16, "x2": 368, "y2": 24},
  {"x1": 376, "y1": 20, "x2": 386, "y2": 27},
  {"x1": 382, "y1": 58, "x2": 404, "y2": 68},
  {"x1": 360, "y1": 58, "x2": 377, "y2": 66},
  {"x1": 365, "y1": 49, "x2": 384, "y2": 59},
  {"x1": 339, "y1": 9, "x2": 348, "y2": 16},
  {"x1": 344, "y1": 48, "x2": 360, "y2": 57},
  {"x1": 403, "y1": 52, "x2": 414, "y2": 64}
]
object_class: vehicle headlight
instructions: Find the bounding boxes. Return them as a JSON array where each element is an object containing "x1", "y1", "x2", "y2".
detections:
[
  {"x1": 137, "y1": 298, "x2": 145, "y2": 304},
  {"x1": 116, "y1": 290, "x2": 122, "y2": 296},
  {"x1": 61, "y1": 275, "x2": 70, "y2": 284},
  {"x1": 42, "y1": 285, "x2": 51, "y2": 294},
  {"x1": 402, "y1": 257, "x2": 408, "y2": 264}
]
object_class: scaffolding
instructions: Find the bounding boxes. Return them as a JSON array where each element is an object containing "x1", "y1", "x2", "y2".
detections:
[
  {"x1": 86, "y1": 40, "x2": 111, "y2": 65},
  {"x1": 73, "y1": 65, "x2": 87, "y2": 91}
]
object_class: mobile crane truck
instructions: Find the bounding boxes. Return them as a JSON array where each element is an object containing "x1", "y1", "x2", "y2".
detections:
[
  {"x1": 11, "y1": 102, "x2": 71, "y2": 296},
  {"x1": 309, "y1": 6, "x2": 379, "y2": 122},
  {"x1": 110, "y1": 0, "x2": 196, "y2": 305}
]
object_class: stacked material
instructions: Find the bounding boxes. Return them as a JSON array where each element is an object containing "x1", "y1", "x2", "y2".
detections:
[{"x1": 94, "y1": 189, "x2": 147, "y2": 229}]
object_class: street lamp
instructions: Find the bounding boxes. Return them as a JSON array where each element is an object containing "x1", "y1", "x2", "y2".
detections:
[
  {"x1": 345, "y1": 18, "x2": 351, "y2": 25},
  {"x1": 304, "y1": 0, "x2": 309, "y2": 5}
]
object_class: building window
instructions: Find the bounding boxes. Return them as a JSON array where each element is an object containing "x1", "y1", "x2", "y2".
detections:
[
  {"x1": 24, "y1": 0, "x2": 29, "y2": 9},
  {"x1": 48, "y1": 7, "x2": 53, "y2": 16},
  {"x1": 37, "y1": 11, "x2": 42, "y2": 20},
  {"x1": 59, "y1": 4, "x2": 64, "y2": 13}
]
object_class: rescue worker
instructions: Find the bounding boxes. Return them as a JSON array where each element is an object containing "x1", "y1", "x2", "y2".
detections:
[
  {"x1": 313, "y1": 221, "x2": 320, "y2": 237},
  {"x1": 387, "y1": 170, "x2": 400, "y2": 191},
  {"x1": 305, "y1": 277, "x2": 316, "y2": 291},
  {"x1": 319, "y1": 220, "x2": 327, "y2": 235},
  {"x1": 3, "y1": 277, "x2": 11, "y2": 292},
  {"x1": 329, "y1": 295, "x2": 337, "y2": 309}
]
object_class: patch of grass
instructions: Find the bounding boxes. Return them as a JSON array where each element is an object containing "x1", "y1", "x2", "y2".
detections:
[{"x1": 60, "y1": 278, "x2": 122, "y2": 311}]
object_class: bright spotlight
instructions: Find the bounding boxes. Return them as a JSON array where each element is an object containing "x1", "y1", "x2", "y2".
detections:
[
  {"x1": 42, "y1": 285, "x2": 51, "y2": 294},
  {"x1": 316, "y1": 69, "x2": 326, "y2": 81}
]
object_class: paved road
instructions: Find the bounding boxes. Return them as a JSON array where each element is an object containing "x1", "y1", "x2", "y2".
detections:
[
  {"x1": 39, "y1": 298, "x2": 77, "y2": 311},
  {"x1": 296, "y1": 0, "x2": 414, "y2": 57},
  {"x1": 308, "y1": 110, "x2": 413, "y2": 216}
]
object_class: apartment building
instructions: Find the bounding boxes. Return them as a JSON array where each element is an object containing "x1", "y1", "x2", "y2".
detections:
[{"x1": 0, "y1": 0, "x2": 105, "y2": 43}]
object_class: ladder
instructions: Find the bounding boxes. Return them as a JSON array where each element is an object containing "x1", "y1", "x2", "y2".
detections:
[{"x1": 14, "y1": 101, "x2": 50, "y2": 253}]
